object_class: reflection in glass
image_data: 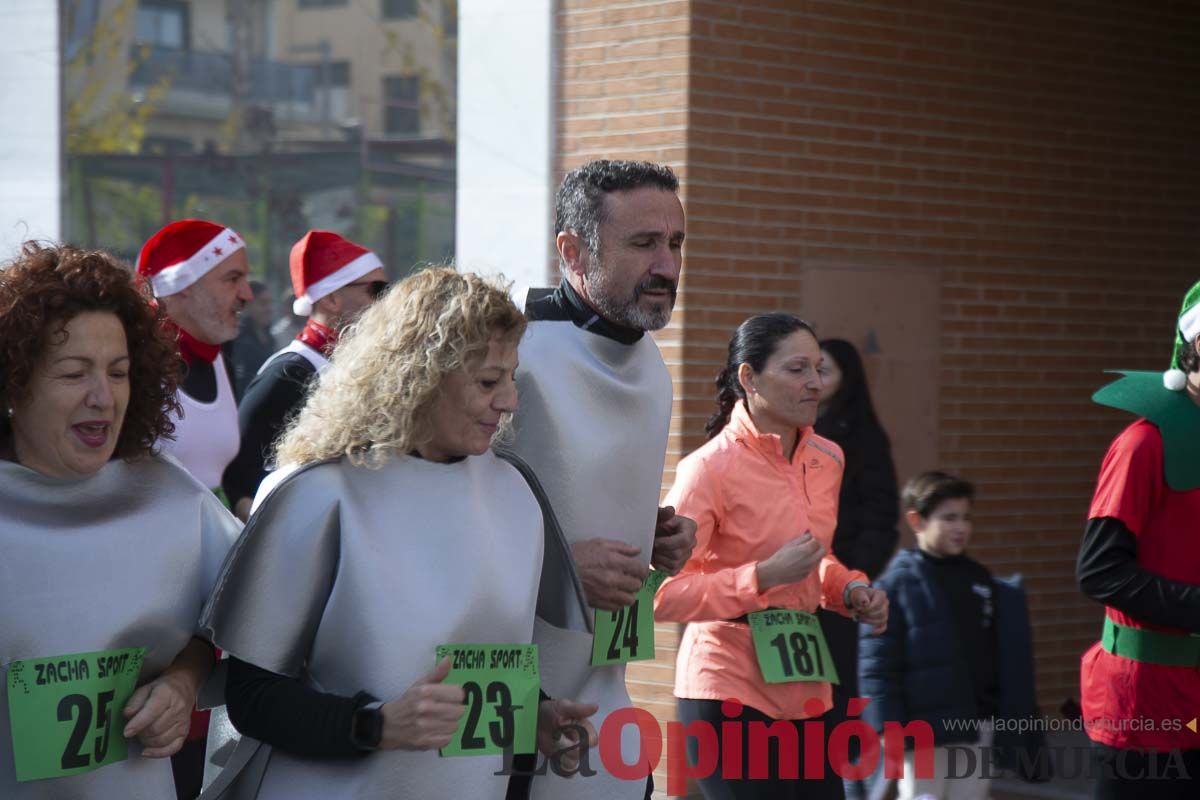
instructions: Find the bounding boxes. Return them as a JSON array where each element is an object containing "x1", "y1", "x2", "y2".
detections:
[{"x1": 63, "y1": 0, "x2": 457, "y2": 313}]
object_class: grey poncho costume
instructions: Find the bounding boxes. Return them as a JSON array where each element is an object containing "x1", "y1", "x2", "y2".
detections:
[
  {"x1": 511, "y1": 284, "x2": 673, "y2": 799},
  {"x1": 0, "y1": 455, "x2": 238, "y2": 799},
  {"x1": 201, "y1": 450, "x2": 550, "y2": 799}
]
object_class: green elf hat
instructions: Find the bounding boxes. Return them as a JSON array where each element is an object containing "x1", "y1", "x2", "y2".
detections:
[{"x1": 1164, "y1": 279, "x2": 1200, "y2": 391}]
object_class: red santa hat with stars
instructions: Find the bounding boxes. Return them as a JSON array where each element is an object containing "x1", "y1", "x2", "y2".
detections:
[
  {"x1": 137, "y1": 219, "x2": 245, "y2": 297},
  {"x1": 289, "y1": 230, "x2": 383, "y2": 316}
]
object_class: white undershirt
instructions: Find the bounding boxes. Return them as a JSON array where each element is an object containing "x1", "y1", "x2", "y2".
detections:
[{"x1": 160, "y1": 352, "x2": 240, "y2": 489}]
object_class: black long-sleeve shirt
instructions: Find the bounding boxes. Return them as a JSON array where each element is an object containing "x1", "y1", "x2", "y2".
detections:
[
  {"x1": 1076, "y1": 516, "x2": 1200, "y2": 633},
  {"x1": 221, "y1": 353, "x2": 315, "y2": 507},
  {"x1": 225, "y1": 657, "x2": 370, "y2": 757}
]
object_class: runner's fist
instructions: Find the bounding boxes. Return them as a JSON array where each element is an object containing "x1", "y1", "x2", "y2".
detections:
[
  {"x1": 849, "y1": 585, "x2": 889, "y2": 634},
  {"x1": 755, "y1": 533, "x2": 824, "y2": 590},
  {"x1": 572, "y1": 538, "x2": 649, "y2": 610},
  {"x1": 379, "y1": 657, "x2": 466, "y2": 751},
  {"x1": 651, "y1": 506, "x2": 697, "y2": 575},
  {"x1": 537, "y1": 698, "x2": 598, "y2": 774}
]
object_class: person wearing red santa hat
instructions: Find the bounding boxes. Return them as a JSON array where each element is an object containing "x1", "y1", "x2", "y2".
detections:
[
  {"x1": 136, "y1": 218, "x2": 251, "y2": 800},
  {"x1": 221, "y1": 230, "x2": 387, "y2": 520},
  {"x1": 137, "y1": 219, "x2": 252, "y2": 498}
]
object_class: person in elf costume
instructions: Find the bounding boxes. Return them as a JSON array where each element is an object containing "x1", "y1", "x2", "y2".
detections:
[
  {"x1": 1076, "y1": 280, "x2": 1200, "y2": 799},
  {"x1": 221, "y1": 230, "x2": 387, "y2": 521}
]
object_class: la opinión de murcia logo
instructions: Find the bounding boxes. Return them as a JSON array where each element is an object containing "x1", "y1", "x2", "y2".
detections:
[{"x1": 496, "y1": 698, "x2": 1197, "y2": 795}]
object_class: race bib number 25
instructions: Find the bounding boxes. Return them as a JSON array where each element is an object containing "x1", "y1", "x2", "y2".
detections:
[{"x1": 7, "y1": 647, "x2": 146, "y2": 782}]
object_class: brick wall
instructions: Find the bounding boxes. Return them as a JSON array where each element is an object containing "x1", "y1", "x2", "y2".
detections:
[
  {"x1": 681, "y1": 0, "x2": 1200, "y2": 714},
  {"x1": 556, "y1": 3, "x2": 694, "y2": 792},
  {"x1": 555, "y1": 0, "x2": 1200, "y2": 793}
]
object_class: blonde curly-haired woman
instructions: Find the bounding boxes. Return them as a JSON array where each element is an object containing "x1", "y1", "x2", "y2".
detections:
[{"x1": 200, "y1": 268, "x2": 595, "y2": 800}]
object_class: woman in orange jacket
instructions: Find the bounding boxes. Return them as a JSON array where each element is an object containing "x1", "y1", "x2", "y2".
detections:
[{"x1": 655, "y1": 313, "x2": 889, "y2": 800}]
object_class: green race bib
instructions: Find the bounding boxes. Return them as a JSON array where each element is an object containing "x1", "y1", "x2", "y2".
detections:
[
  {"x1": 436, "y1": 644, "x2": 539, "y2": 757},
  {"x1": 590, "y1": 570, "x2": 669, "y2": 666},
  {"x1": 748, "y1": 610, "x2": 839, "y2": 685},
  {"x1": 7, "y1": 647, "x2": 146, "y2": 782}
]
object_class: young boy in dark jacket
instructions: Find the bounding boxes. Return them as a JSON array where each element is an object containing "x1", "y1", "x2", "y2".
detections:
[{"x1": 859, "y1": 471, "x2": 1047, "y2": 800}]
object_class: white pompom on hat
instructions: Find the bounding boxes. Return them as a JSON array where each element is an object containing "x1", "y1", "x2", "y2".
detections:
[{"x1": 1164, "y1": 280, "x2": 1200, "y2": 391}]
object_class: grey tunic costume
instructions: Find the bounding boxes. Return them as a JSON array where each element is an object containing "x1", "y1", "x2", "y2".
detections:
[
  {"x1": 511, "y1": 310, "x2": 673, "y2": 799},
  {"x1": 200, "y1": 450, "x2": 544, "y2": 800},
  {"x1": 0, "y1": 455, "x2": 240, "y2": 800}
]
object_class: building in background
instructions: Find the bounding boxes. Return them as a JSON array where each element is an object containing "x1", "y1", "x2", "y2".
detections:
[
  {"x1": 61, "y1": 0, "x2": 457, "y2": 293},
  {"x1": 7, "y1": 2, "x2": 1199, "y2": 796}
]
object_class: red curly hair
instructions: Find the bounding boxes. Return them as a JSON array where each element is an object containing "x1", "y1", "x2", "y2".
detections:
[{"x1": 0, "y1": 242, "x2": 181, "y2": 459}]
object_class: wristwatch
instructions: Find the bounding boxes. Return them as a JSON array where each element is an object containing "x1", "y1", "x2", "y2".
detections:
[{"x1": 350, "y1": 700, "x2": 385, "y2": 751}]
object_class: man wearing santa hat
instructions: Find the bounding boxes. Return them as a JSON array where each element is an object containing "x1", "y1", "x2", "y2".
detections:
[
  {"x1": 137, "y1": 218, "x2": 252, "y2": 495},
  {"x1": 221, "y1": 230, "x2": 387, "y2": 520},
  {"x1": 136, "y1": 218, "x2": 251, "y2": 800}
]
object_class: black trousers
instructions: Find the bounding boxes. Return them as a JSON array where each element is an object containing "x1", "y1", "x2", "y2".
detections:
[
  {"x1": 170, "y1": 737, "x2": 206, "y2": 800},
  {"x1": 1092, "y1": 743, "x2": 1199, "y2": 800},
  {"x1": 677, "y1": 699, "x2": 845, "y2": 800},
  {"x1": 505, "y1": 759, "x2": 653, "y2": 799},
  {"x1": 816, "y1": 609, "x2": 859, "y2": 713},
  {"x1": 816, "y1": 609, "x2": 860, "y2": 766}
]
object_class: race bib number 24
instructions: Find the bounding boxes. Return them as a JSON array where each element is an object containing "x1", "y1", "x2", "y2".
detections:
[{"x1": 590, "y1": 569, "x2": 669, "y2": 666}]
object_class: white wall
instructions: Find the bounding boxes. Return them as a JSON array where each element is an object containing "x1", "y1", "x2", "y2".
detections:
[
  {"x1": 1, "y1": 2, "x2": 59, "y2": 261},
  {"x1": 455, "y1": 0, "x2": 555, "y2": 304}
]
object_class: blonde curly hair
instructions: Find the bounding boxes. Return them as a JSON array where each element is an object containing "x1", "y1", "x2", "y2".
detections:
[{"x1": 274, "y1": 267, "x2": 526, "y2": 468}]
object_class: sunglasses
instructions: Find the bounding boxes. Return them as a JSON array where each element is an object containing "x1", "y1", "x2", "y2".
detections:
[{"x1": 346, "y1": 280, "x2": 390, "y2": 298}]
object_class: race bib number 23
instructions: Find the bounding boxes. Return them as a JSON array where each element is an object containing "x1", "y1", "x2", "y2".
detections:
[
  {"x1": 435, "y1": 644, "x2": 539, "y2": 758},
  {"x1": 7, "y1": 647, "x2": 146, "y2": 782}
]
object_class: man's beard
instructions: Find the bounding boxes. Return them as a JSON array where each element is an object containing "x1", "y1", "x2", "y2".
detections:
[
  {"x1": 584, "y1": 261, "x2": 677, "y2": 332},
  {"x1": 194, "y1": 293, "x2": 243, "y2": 344}
]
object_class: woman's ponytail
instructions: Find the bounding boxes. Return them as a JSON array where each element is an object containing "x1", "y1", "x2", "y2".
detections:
[{"x1": 704, "y1": 366, "x2": 740, "y2": 439}]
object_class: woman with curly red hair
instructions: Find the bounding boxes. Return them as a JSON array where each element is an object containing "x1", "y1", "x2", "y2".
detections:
[{"x1": 0, "y1": 243, "x2": 239, "y2": 799}]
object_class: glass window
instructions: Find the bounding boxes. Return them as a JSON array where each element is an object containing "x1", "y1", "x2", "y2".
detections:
[
  {"x1": 382, "y1": 0, "x2": 417, "y2": 20},
  {"x1": 326, "y1": 60, "x2": 351, "y2": 87},
  {"x1": 65, "y1": 0, "x2": 101, "y2": 60},
  {"x1": 64, "y1": 0, "x2": 457, "y2": 296},
  {"x1": 134, "y1": 2, "x2": 187, "y2": 49},
  {"x1": 383, "y1": 75, "x2": 420, "y2": 134}
]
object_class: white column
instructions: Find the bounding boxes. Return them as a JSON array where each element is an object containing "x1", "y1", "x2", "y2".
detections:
[
  {"x1": 0, "y1": 1, "x2": 60, "y2": 261},
  {"x1": 455, "y1": 0, "x2": 555, "y2": 305}
]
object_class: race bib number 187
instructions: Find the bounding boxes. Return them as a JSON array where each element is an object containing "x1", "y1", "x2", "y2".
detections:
[
  {"x1": 748, "y1": 610, "x2": 839, "y2": 685},
  {"x1": 7, "y1": 647, "x2": 146, "y2": 782}
]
